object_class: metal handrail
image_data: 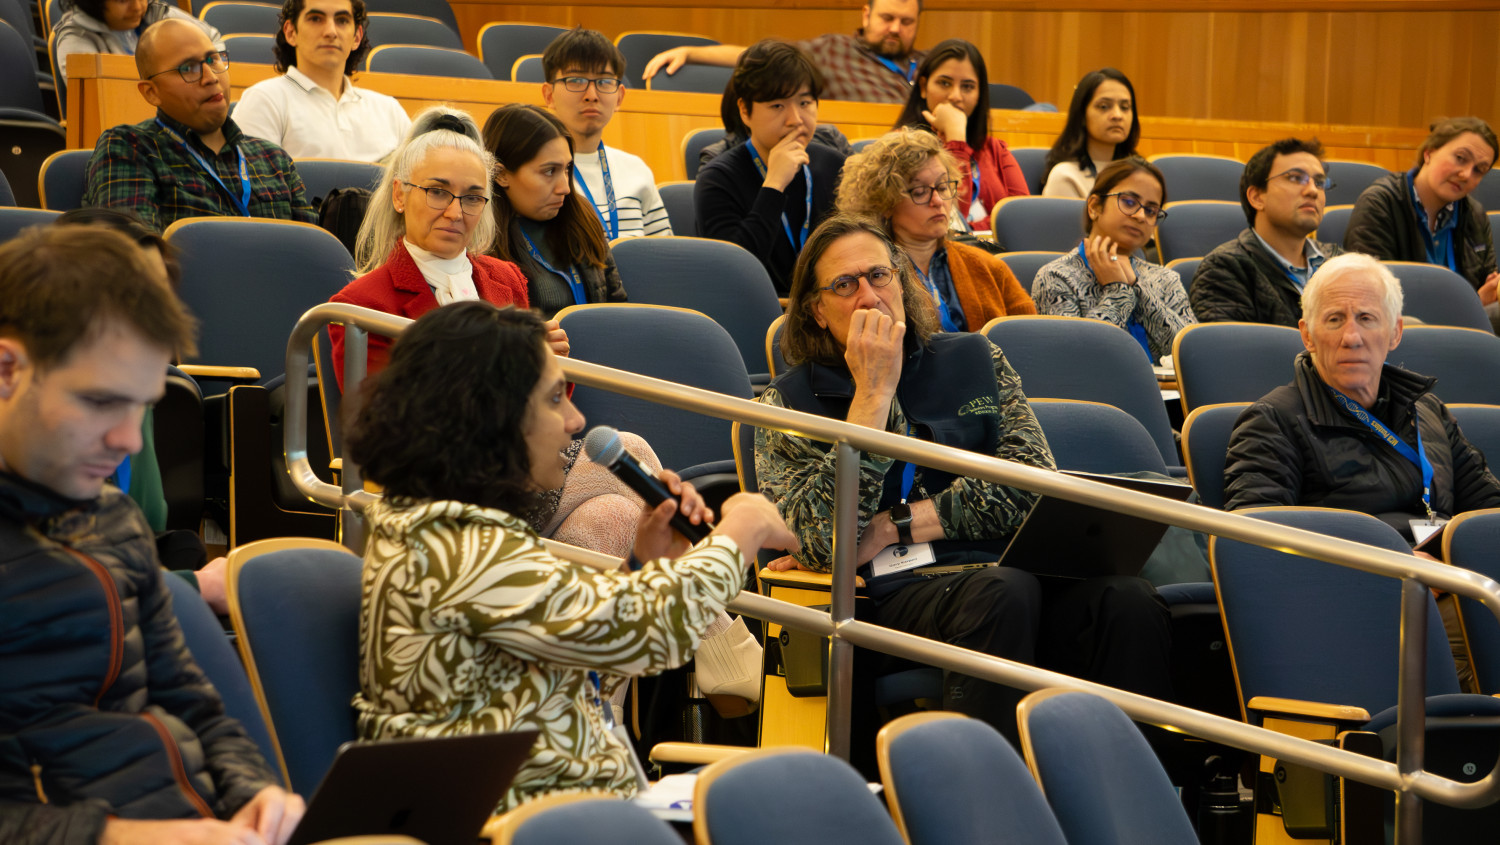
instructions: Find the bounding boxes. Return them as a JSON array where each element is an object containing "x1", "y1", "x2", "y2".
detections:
[{"x1": 284, "y1": 303, "x2": 1500, "y2": 835}]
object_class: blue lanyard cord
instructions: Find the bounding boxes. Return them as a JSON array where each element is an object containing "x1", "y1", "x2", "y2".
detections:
[
  {"x1": 156, "y1": 119, "x2": 250, "y2": 217},
  {"x1": 1407, "y1": 170, "x2": 1459, "y2": 273},
  {"x1": 745, "y1": 141, "x2": 812, "y2": 252},
  {"x1": 588, "y1": 671, "x2": 615, "y2": 728},
  {"x1": 969, "y1": 160, "x2": 981, "y2": 213},
  {"x1": 519, "y1": 228, "x2": 586, "y2": 305},
  {"x1": 1326, "y1": 387, "x2": 1436, "y2": 519},
  {"x1": 1077, "y1": 241, "x2": 1153, "y2": 361},
  {"x1": 892, "y1": 424, "x2": 918, "y2": 503},
  {"x1": 873, "y1": 54, "x2": 917, "y2": 83},
  {"x1": 913, "y1": 263, "x2": 960, "y2": 332},
  {"x1": 575, "y1": 145, "x2": 619, "y2": 240}
]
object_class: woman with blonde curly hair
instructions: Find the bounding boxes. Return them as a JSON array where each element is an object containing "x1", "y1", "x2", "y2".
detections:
[{"x1": 836, "y1": 128, "x2": 1035, "y2": 332}]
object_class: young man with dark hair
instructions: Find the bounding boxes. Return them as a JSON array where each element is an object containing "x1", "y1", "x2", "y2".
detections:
[
  {"x1": 1191, "y1": 137, "x2": 1344, "y2": 326},
  {"x1": 540, "y1": 27, "x2": 671, "y2": 238},
  {"x1": 695, "y1": 40, "x2": 845, "y2": 293},
  {"x1": 82, "y1": 19, "x2": 317, "y2": 231},
  {"x1": 0, "y1": 225, "x2": 306, "y2": 845},
  {"x1": 233, "y1": 0, "x2": 411, "y2": 161},
  {"x1": 643, "y1": 0, "x2": 925, "y2": 104}
]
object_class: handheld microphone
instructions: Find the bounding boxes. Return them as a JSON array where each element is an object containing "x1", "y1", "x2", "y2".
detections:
[{"x1": 583, "y1": 426, "x2": 711, "y2": 543}]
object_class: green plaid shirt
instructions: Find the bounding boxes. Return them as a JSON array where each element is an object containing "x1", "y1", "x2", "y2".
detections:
[{"x1": 82, "y1": 111, "x2": 317, "y2": 233}]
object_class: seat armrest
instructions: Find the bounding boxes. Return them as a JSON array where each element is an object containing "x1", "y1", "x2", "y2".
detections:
[
  {"x1": 1248, "y1": 696, "x2": 1371, "y2": 724},
  {"x1": 178, "y1": 364, "x2": 261, "y2": 382},
  {"x1": 757, "y1": 562, "x2": 864, "y2": 591},
  {"x1": 648, "y1": 742, "x2": 753, "y2": 766}
]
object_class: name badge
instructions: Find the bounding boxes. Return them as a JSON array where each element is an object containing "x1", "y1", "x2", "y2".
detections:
[
  {"x1": 868, "y1": 542, "x2": 937, "y2": 579},
  {"x1": 1410, "y1": 517, "x2": 1448, "y2": 546}
]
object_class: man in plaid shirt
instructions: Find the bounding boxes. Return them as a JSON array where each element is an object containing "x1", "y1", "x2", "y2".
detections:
[
  {"x1": 639, "y1": 0, "x2": 925, "y2": 105},
  {"x1": 82, "y1": 19, "x2": 317, "y2": 233}
]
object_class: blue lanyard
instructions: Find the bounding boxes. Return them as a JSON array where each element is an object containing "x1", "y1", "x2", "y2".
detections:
[
  {"x1": 1407, "y1": 169, "x2": 1458, "y2": 272},
  {"x1": 913, "y1": 263, "x2": 960, "y2": 332},
  {"x1": 968, "y1": 160, "x2": 981, "y2": 214},
  {"x1": 1326, "y1": 386, "x2": 1436, "y2": 519},
  {"x1": 1077, "y1": 241, "x2": 1153, "y2": 361},
  {"x1": 111, "y1": 455, "x2": 132, "y2": 494},
  {"x1": 744, "y1": 141, "x2": 812, "y2": 252},
  {"x1": 575, "y1": 145, "x2": 619, "y2": 240},
  {"x1": 156, "y1": 119, "x2": 250, "y2": 217},
  {"x1": 519, "y1": 228, "x2": 586, "y2": 305},
  {"x1": 892, "y1": 424, "x2": 918, "y2": 503},
  {"x1": 587, "y1": 670, "x2": 615, "y2": 728},
  {"x1": 873, "y1": 54, "x2": 917, "y2": 83}
]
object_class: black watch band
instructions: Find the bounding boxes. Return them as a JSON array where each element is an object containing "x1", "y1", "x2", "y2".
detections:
[{"x1": 890, "y1": 502, "x2": 915, "y2": 547}]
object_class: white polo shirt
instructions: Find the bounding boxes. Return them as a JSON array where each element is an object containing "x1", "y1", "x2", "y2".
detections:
[{"x1": 233, "y1": 65, "x2": 412, "y2": 163}]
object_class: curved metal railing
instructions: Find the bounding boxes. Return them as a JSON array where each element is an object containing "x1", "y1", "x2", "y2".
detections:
[{"x1": 284, "y1": 303, "x2": 1500, "y2": 840}]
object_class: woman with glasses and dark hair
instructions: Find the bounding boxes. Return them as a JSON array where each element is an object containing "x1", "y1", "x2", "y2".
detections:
[
  {"x1": 1040, "y1": 68, "x2": 1141, "y2": 198},
  {"x1": 52, "y1": 0, "x2": 220, "y2": 82},
  {"x1": 754, "y1": 212, "x2": 1171, "y2": 743},
  {"x1": 893, "y1": 39, "x2": 1028, "y2": 232},
  {"x1": 348, "y1": 301, "x2": 797, "y2": 813},
  {"x1": 1032, "y1": 156, "x2": 1196, "y2": 362},
  {"x1": 1345, "y1": 117, "x2": 1499, "y2": 323},
  {"x1": 837, "y1": 128, "x2": 1034, "y2": 332},
  {"x1": 481, "y1": 104, "x2": 627, "y2": 318}
]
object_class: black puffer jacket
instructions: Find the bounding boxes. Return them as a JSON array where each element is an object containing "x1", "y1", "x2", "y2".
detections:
[
  {"x1": 1223, "y1": 353, "x2": 1500, "y2": 537},
  {"x1": 0, "y1": 472, "x2": 277, "y2": 845},
  {"x1": 1344, "y1": 171, "x2": 1497, "y2": 290},
  {"x1": 1190, "y1": 229, "x2": 1343, "y2": 327}
]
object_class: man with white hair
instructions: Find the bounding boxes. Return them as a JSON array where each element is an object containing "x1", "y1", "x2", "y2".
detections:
[{"x1": 1224, "y1": 252, "x2": 1500, "y2": 538}]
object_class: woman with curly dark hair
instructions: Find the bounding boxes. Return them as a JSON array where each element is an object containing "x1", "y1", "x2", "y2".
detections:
[
  {"x1": 1040, "y1": 68, "x2": 1141, "y2": 198},
  {"x1": 347, "y1": 300, "x2": 796, "y2": 812}
]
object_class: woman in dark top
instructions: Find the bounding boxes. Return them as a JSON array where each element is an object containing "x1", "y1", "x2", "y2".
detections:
[
  {"x1": 1344, "y1": 116, "x2": 1498, "y2": 320},
  {"x1": 482, "y1": 104, "x2": 627, "y2": 319},
  {"x1": 694, "y1": 39, "x2": 845, "y2": 295},
  {"x1": 893, "y1": 39, "x2": 1028, "y2": 232}
]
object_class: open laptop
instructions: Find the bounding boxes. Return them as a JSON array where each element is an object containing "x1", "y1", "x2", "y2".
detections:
[
  {"x1": 910, "y1": 470, "x2": 1195, "y2": 580},
  {"x1": 286, "y1": 729, "x2": 539, "y2": 845}
]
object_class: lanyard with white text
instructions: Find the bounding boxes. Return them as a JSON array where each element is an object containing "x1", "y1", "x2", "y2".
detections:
[
  {"x1": 874, "y1": 54, "x2": 917, "y2": 83},
  {"x1": 913, "y1": 263, "x2": 960, "y2": 332},
  {"x1": 745, "y1": 141, "x2": 811, "y2": 252},
  {"x1": 1077, "y1": 241, "x2": 1153, "y2": 361},
  {"x1": 575, "y1": 145, "x2": 619, "y2": 240},
  {"x1": 519, "y1": 228, "x2": 586, "y2": 305},
  {"x1": 1326, "y1": 386, "x2": 1437, "y2": 520},
  {"x1": 156, "y1": 119, "x2": 250, "y2": 217}
]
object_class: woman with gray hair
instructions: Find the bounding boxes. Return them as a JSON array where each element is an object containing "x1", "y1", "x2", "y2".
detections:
[{"x1": 331, "y1": 106, "x2": 533, "y2": 389}]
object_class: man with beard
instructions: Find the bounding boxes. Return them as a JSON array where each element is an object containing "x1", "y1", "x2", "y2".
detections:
[{"x1": 641, "y1": 0, "x2": 925, "y2": 104}]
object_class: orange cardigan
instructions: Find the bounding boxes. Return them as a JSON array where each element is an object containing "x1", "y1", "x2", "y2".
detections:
[{"x1": 945, "y1": 239, "x2": 1037, "y2": 331}]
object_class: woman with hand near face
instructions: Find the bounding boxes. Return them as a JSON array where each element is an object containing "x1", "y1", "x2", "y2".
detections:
[
  {"x1": 1041, "y1": 68, "x2": 1140, "y2": 198},
  {"x1": 1344, "y1": 117, "x2": 1499, "y2": 323},
  {"x1": 894, "y1": 39, "x2": 1028, "y2": 232},
  {"x1": 482, "y1": 104, "x2": 627, "y2": 319},
  {"x1": 349, "y1": 301, "x2": 798, "y2": 812},
  {"x1": 1032, "y1": 156, "x2": 1196, "y2": 362},
  {"x1": 837, "y1": 129, "x2": 1034, "y2": 331}
]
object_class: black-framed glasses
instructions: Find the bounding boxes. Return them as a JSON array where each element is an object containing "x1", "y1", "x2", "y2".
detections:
[
  {"x1": 146, "y1": 51, "x2": 229, "y2": 83},
  {"x1": 1106, "y1": 192, "x2": 1167, "y2": 222},
  {"x1": 402, "y1": 181, "x2": 489, "y2": 215},
  {"x1": 818, "y1": 266, "x2": 895, "y2": 297},
  {"x1": 1270, "y1": 168, "x2": 1335, "y2": 191},
  {"x1": 557, "y1": 76, "x2": 623, "y2": 94},
  {"x1": 905, "y1": 180, "x2": 959, "y2": 205}
]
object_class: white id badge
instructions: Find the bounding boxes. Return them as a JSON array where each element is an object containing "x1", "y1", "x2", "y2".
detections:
[
  {"x1": 869, "y1": 542, "x2": 937, "y2": 579},
  {"x1": 1410, "y1": 517, "x2": 1448, "y2": 546}
]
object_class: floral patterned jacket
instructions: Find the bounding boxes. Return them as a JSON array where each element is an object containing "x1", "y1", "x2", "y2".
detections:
[{"x1": 352, "y1": 497, "x2": 745, "y2": 811}]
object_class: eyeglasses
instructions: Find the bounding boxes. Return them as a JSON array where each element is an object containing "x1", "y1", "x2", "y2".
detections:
[
  {"x1": 146, "y1": 51, "x2": 230, "y2": 83},
  {"x1": 557, "y1": 76, "x2": 623, "y2": 94},
  {"x1": 1106, "y1": 192, "x2": 1167, "y2": 222},
  {"x1": 402, "y1": 182, "x2": 489, "y2": 215},
  {"x1": 1270, "y1": 168, "x2": 1336, "y2": 191},
  {"x1": 818, "y1": 266, "x2": 895, "y2": 297},
  {"x1": 905, "y1": 180, "x2": 959, "y2": 205}
]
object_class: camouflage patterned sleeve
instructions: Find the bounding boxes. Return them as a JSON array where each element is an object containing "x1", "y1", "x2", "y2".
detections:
[
  {"x1": 754, "y1": 385, "x2": 893, "y2": 573},
  {"x1": 927, "y1": 341, "x2": 1054, "y2": 542}
]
